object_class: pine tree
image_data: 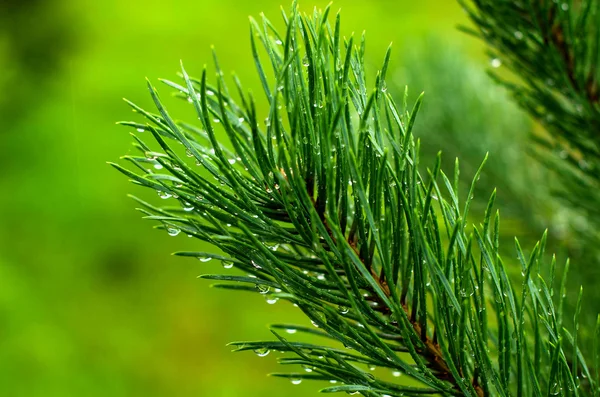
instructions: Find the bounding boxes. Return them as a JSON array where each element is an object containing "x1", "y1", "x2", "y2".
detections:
[{"x1": 112, "y1": 3, "x2": 600, "y2": 396}]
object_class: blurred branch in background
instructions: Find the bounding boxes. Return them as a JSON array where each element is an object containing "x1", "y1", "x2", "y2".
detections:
[{"x1": 457, "y1": 0, "x2": 600, "y2": 337}]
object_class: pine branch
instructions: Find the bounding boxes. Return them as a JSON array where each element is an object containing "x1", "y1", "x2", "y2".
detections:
[
  {"x1": 458, "y1": 0, "x2": 600, "y2": 234},
  {"x1": 113, "y1": 2, "x2": 600, "y2": 396}
]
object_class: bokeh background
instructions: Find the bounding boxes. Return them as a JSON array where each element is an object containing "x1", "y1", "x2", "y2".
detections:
[{"x1": 1, "y1": 0, "x2": 597, "y2": 396}]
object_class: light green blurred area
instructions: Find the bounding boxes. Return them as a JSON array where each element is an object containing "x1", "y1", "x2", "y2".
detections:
[{"x1": 0, "y1": 1, "x2": 551, "y2": 396}]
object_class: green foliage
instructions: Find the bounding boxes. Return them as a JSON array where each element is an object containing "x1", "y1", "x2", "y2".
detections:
[
  {"x1": 458, "y1": 0, "x2": 600, "y2": 240},
  {"x1": 114, "y1": 3, "x2": 600, "y2": 396}
]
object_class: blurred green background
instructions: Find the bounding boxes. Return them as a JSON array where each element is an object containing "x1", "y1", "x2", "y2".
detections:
[{"x1": 1, "y1": 0, "x2": 595, "y2": 396}]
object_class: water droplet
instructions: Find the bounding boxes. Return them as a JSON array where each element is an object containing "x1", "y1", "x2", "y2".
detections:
[
  {"x1": 251, "y1": 261, "x2": 262, "y2": 269},
  {"x1": 158, "y1": 191, "x2": 172, "y2": 199},
  {"x1": 392, "y1": 371, "x2": 402, "y2": 377},
  {"x1": 561, "y1": 3, "x2": 569, "y2": 11},
  {"x1": 338, "y1": 306, "x2": 349, "y2": 314},
  {"x1": 257, "y1": 284, "x2": 270, "y2": 294},
  {"x1": 153, "y1": 162, "x2": 164, "y2": 170},
  {"x1": 213, "y1": 118, "x2": 220, "y2": 123},
  {"x1": 198, "y1": 257, "x2": 212, "y2": 262},
  {"x1": 290, "y1": 378, "x2": 302, "y2": 385},
  {"x1": 167, "y1": 227, "x2": 180, "y2": 236},
  {"x1": 183, "y1": 203, "x2": 194, "y2": 212},
  {"x1": 558, "y1": 150, "x2": 568, "y2": 159},
  {"x1": 579, "y1": 159, "x2": 590, "y2": 170},
  {"x1": 311, "y1": 320, "x2": 320, "y2": 328},
  {"x1": 266, "y1": 296, "x2": 279, "y2": 305},
  {"x1": 254, "y1": 348, "x2": 270, "y2": 357},
  {"x1": 136, "y1": 127, "x2": 145, "y2": 132},
  {"x1": 514, "y1": 31, "x2": 523, "y2": 40},
  {"x1": 238, "y1": 117, "x2": 245, "y2": 124},
  {"x1": 206, "y1": 90, "x2": 215, "y2": 96},
  {"x1": 222, "y1": 261, "x2": 234, "y2": 269},
  {"x1": 490, "y1": 58, "x2": 502, "y2": 68},
  {"x1": 285, "y1": 329, "x2": 297, "y2": 334},
  {"x1": 186, "y1": 149, "x2": 193, "y2": 157},
  {"x1": 275, "y1": 39, "x2": 283, "y2": 45},
  {"x1": 228, "y1": 158, "x2": 236, "y2": 165}
]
